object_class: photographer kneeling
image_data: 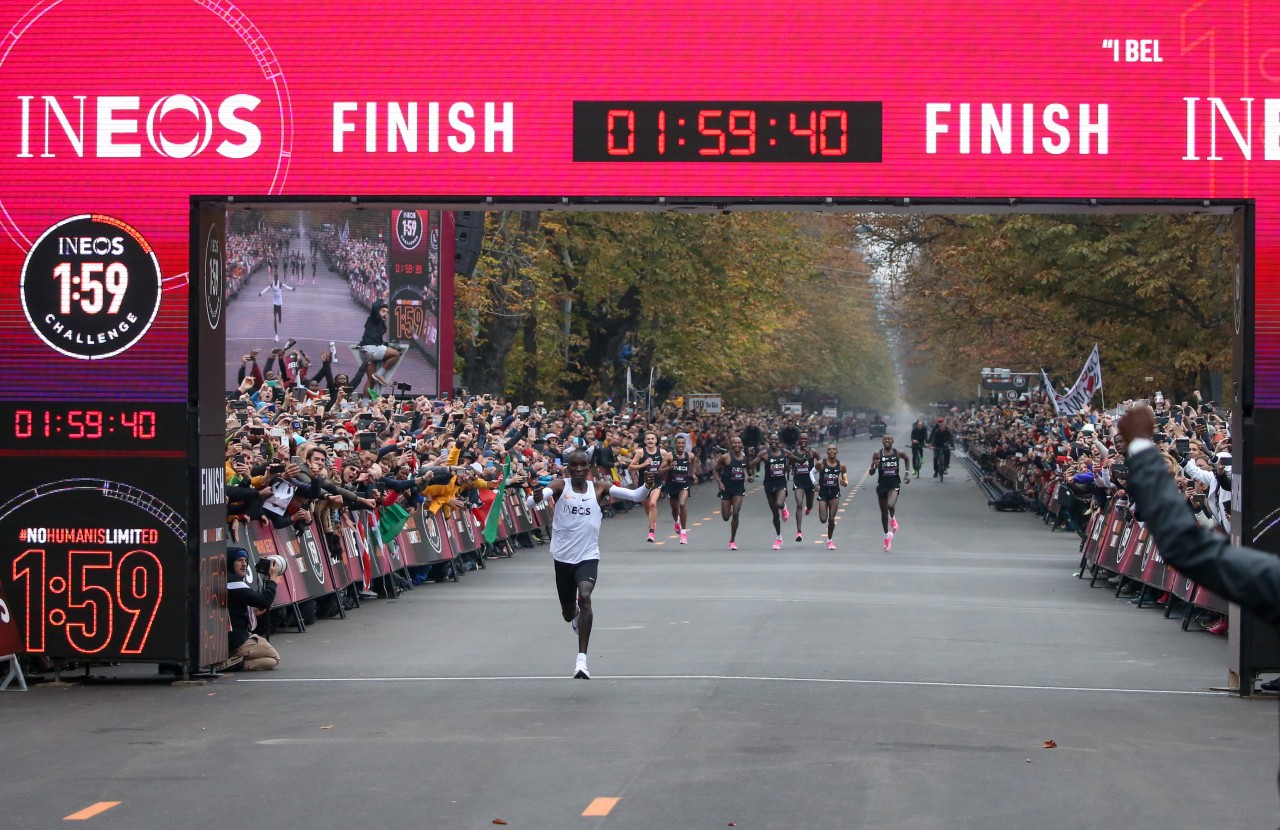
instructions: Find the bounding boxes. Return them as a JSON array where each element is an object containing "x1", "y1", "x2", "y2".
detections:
[{"x1": 225, "y1": 548, "x2": 282, "y2": 671}]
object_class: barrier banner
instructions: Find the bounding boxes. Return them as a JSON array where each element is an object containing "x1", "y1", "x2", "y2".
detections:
[
  {"x1": 446, "y1": 506, "x2": 481, "y2": 556},
  {"x1": 1138, "y1": 529, "x2": 1168, "y2": 590},
  {"x1": 242, "y1": 521, "x2": 298, "y2": 609},
  {"x1": 316, "y1": 522, "x2": 354, "y2": 593},
  {"x1": 533, "y1": 500, "x2": 552, "y2": 536},
  {"x1": 337, "y1": 524, "x2": 367, "y2": 587},
  {"x1": 1094, "y1": 502, "x2": 1128, "y2": 569},
  {"x1": 407, "y1": 506, "x2": 454, "y2": 565},
  {"x1": 504, "y1": 491, "x2": 535, "y2": 535},
  {"x1": 395, "y1": 507, "x2": 430, "y2": 568},
  {"x1": 270, "y1": 523, "x2": 336, "y2": 604},
  {"x1": 354, "y1": 511, "x2": 397, "y2": 584},
  {"x1": 1192, "y1": 583, "x2": 1228, "y2": 613},
  {"x1": 0, "y1": 575, "x2": 23, "y2": 657},
  {"x1": 1112, "y1": 514, "x2": 1147, "y2": 581},
  {"x1": 1082, "y1": 510, "x2": 1107, "y2": 568}
]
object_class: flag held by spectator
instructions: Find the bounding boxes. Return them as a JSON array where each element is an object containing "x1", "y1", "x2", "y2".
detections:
[
  {"x1": 1043, "y1": 344, "x2": 1103, "y2": 415},
  {"x1": 483, "y1": 456, "x2": 512, "y2": 544}
]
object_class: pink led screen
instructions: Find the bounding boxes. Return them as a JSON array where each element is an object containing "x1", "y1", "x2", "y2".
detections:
[{"x1": 0, "y1": 0, "x2": 1277, "y2": 401}]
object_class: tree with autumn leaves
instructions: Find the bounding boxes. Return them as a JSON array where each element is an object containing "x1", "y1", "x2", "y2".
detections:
[
  {"x1": 859, "y1": 213, "x2": 1235, "y2": 406},
  {"x1": 455, "y1": 211, "x2": 897, "y2": 410}
]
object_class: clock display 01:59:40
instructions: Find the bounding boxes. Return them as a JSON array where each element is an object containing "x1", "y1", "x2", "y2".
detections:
[
  {"x1": 12, "y1": 408, "x2": 157, "y2": 440},
  {"x1": 572, "y1": 101, "x2": 883, "y2": 163}
]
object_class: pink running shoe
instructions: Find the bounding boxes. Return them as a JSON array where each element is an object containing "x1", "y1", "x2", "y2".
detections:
[
  {"x1": 729, "y1": 541, "x2": 738, "y2": 551},
  {"x1": 883, "y1": 533, "x2": 893, "y2": 552},
  {"x1": 771, "y1": 538, "x2": 782, "y2": 550},
  {"x1": 679, "y1": 530, "x2": 688, "y2": 545},
  {"x1": 647, "y1": 530, "x2": 655, "y2": 543},
  {"x1": 804, "y1": 508, "x2": 811, "y2": 516},
  {"x1": 674, "y1": 521, "x2": 681, "y2": 533},
  {"x1": 827, "y1": 540, "x2": 836, "y2": 550},
  {"x1": 890, "y1": 517, "x2": 899, "y2": 532},
  {"x1": 781, "y1": 506, "x2": 791, "y2": 521}
]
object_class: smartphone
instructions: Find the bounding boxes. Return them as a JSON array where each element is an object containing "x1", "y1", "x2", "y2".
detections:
[
  {"x1": 358, "y1": 432, "x2": 377, "y2": 451},
  {"x1": 290, "y1": 456, "x2": 302, "y2": 468},
  {"x1": 1175, "y1": 437, "x2": 1190, "y2": 454},
  {"x1": 250, "y1": 426, "x2": 265, "y2": 435}
]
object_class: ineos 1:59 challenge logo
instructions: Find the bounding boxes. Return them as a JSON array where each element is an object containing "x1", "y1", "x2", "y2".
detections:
[
  {"x1": 204, "y1": 226, "x2": 223, "y2": 331},
  {"x1": 396, "y1": 210, "x2": 423, "y2": 250},
  {"x1": 20, "y1": 215, "x2": 162, "y2": 360}
]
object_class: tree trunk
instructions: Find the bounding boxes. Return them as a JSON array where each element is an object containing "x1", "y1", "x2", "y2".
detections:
[{"x1": 461, "y1": 211, "x2": 541, "y2": 395}]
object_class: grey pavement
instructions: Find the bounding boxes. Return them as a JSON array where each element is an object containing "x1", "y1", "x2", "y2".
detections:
[
  {"x1": 224, "y1": 225, "x2": 438, "y2": 396},
  {"x1": 2, "y1": 445, "x2": 1277, "y2": 828}
]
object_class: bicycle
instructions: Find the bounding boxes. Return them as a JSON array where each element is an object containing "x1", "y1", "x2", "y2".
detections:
[
  {"x1": 933, "y1": 446, "x2": 950, "y2": 483},
  {"x1": 911, "y1": 443, "x2": 924, "y2": 477}
]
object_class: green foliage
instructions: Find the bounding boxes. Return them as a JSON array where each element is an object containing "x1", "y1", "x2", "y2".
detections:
[
  {"x1": 454, "y1": 210, "x2": 898, "y2": 407},
  {"x1": 876, "y1": 214, "x2": 1234, "y2": 404}
]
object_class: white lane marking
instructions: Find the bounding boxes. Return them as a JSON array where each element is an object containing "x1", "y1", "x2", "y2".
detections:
[{"x1": 236, "y1": 674, "x2": 1225, "y2": 697}]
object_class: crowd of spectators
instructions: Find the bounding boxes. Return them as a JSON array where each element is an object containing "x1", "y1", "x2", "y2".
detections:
[
  {"x1": 223, "y1": 338, "x2": 869, "y2": 668},
  {"x1": 957, "y1": 392, "x2": 1233, "y2": 634}
]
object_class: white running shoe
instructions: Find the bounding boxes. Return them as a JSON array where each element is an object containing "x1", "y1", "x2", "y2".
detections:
[
  {"x1": 273, "y1": 333, "x2": 279, "y2": 343},
  {"x1": 574, "y1": 653, "x2": 590, "y2": 679}
]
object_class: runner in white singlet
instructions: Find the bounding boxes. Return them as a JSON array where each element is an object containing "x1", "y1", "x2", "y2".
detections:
[{"x1": 530, "y1": 450, "x2": 654, "y2": 679}]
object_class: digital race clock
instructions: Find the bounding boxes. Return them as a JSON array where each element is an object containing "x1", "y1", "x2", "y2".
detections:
[{"x1": 573, "y1": 101, "x2": 883, "y2": 163}]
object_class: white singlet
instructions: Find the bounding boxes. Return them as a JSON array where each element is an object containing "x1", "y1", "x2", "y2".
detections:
[{"x1": 549, "y1": 482, "x2": 602, "y2": 565}]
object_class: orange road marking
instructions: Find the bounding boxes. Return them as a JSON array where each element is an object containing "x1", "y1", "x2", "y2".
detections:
[
  {"x1": 65, "y1": 803, "x2": 120, "y2": 821},
  {"x1": 582, "y1": 797, "x2": 620, "y2": 816}
]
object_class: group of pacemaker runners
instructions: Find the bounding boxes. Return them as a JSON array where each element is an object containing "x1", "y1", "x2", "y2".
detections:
[
  {"x1": 528, "y1": 431, "x2": 912, "y2": 679},
  {"x1": 529, "y1": 428, "x2": 941, "y2": 679},
  {"x1": 611, "y1": 429, "x2": 857, "y2": 551}
]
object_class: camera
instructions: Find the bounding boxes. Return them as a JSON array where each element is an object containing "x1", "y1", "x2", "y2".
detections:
[
  {"x1": 396, "y1": 382, "x2": 412, "y2": 392},
  {"x1": 255, "y1": 554, "x2": 287, "y2": 577}
]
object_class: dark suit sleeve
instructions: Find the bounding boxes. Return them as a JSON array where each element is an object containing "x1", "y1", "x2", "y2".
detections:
[{"x1": 1126, "y1": 446, "x2": 1280, "y2": 623}]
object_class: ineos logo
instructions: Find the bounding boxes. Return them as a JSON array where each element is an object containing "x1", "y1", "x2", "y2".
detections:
[
  {"x1": 424, "y1": 511, "x2": 442, "y2": 554},
  {"x1": 301, "y1": 531, "x2": 325, "y2": 585},
  {"x1": 17, "y1": 94, "x2": 263, "y2": 160}
]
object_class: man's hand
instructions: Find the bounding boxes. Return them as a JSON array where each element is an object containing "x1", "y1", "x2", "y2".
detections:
[
  {"x1": 284, "y1": 462, "x2": 302, "y2": 479},
  {"x1": 1117, "y1": 404, "x2": 1156, "y2": 446}
]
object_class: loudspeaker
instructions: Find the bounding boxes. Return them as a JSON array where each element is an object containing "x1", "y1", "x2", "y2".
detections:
[{"x1": 454, "y1": 210, "x2": 485, "y2": 278}]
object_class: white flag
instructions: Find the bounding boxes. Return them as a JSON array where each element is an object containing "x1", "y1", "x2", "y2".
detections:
[{"x1": 1046, "y1": 345, "x2": 1103, "y2": 415}]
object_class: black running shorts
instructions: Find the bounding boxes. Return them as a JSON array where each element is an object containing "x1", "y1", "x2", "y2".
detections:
[
  {"x1": 818, "y1": 486, "x2": 841, "y2": 502},
  {"x1": 875, "y1": 481, "x2": 900, "y2": 498},
  {"x1": 554, "y1": 558, "x2": 599, "y2": 609}
]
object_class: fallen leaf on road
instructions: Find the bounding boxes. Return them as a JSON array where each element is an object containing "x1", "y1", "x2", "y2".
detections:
[
  {"x1": 1043, "y1": 740, "x2": 1057, "y2": 748},
  {"x1": 492, "y1": 820, "x2": 508, "y2": 826},
  {"x1": 1025, "y1": 758, "x2": 1032, "y2": 763},
  {"x1": 320, "y1": 724, "x2": 334, "y2": 730}
]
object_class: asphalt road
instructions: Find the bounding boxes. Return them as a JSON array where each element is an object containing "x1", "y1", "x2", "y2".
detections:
[{"x1": 3, "y1": 447, "x2": 1278, "y2": 828}]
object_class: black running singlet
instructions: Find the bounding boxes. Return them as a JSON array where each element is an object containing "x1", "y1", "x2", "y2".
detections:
[
  {"x1": 792, "y1": 452, "x2": 815, "y2": 480},
  {"x1": 669, "y1": 452, "x2": 692, "y2": 486},
  {"x1": 820, "y1": 461, "x2": 843, "y2": 489},
  {"x1": 726, "y1": 455, "x2": 747, "y2": 482},
  {"x1": 877, "y1": 449, "x2": 902, "y2": 484},
  {"x1": 764, "y1": 451, "x2": 788, "y2": 483},
  {"x1": 639, "y1": 449, "x2": 663, "y2": 477}
]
